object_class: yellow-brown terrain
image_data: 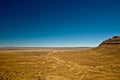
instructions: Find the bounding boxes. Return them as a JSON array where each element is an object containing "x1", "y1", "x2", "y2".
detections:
[{"x1": 0, "y1": 36, "x2": 120, "y2": 80}]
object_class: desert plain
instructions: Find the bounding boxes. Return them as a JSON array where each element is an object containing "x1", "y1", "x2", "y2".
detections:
[{"x1": 0, "y1": 36, "x2": 120, "y2": 80}]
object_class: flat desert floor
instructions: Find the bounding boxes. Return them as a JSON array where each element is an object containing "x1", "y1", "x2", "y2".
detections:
[{"x1": 0, "y1": 48, "x2": 120, "y2": 80}]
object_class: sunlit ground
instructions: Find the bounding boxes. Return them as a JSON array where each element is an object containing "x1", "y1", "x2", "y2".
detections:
[{"x1": 0, "y1": 48, "x2": 120, "y2": 80}]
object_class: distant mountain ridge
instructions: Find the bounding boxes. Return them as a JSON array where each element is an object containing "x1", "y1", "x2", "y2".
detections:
[{"x1": 0, "y1": 47, "x2": 91, "y2": 50}]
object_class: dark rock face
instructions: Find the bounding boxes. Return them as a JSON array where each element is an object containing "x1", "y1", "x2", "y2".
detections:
[{"x1": 99, "y1": 36, "x2": 120, "y2": 46}]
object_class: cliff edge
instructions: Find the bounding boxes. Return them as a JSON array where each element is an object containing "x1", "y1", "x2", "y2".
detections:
[{"x1": 95, "y1": 36, "x2": 120, "y2": 53}]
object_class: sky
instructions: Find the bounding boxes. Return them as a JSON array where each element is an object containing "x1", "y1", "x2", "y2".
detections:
[{"x1": 0, "y1": 0, "x2": 120, "y2": 47}]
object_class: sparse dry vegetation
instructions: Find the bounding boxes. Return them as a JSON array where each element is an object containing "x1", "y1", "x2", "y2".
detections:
[
  {"x1": 0, "y1": 48, "x2": 120, "y2": 80},
  {"x1": 0, "y1": 36, "x2": 120, "y2": 80}
]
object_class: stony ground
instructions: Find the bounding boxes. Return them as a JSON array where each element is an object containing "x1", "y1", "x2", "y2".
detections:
[{"x1": 0, "y1": 49, "x2": 120, "y2": 80}]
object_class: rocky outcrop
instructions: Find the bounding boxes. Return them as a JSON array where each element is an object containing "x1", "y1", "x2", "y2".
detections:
[
  {"x1": 95, "y1": 36, "x2": 120, "y2": 53},
  {"x1": 99, "y1": 36, "x2": 120, "y2": 46}
]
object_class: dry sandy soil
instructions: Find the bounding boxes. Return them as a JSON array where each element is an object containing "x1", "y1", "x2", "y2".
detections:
[{"x1": 0, "y1": 48, "x2": 120, "y2": 80}]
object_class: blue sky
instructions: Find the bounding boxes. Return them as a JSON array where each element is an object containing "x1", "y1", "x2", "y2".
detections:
[{"x1": 0, "y1": 0, "x2": 120, "y2": 47}]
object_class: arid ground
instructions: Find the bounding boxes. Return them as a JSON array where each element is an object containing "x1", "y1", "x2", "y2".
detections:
[{"x1": 0, "y1": 47, "x2": 120, "y2": 80}]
